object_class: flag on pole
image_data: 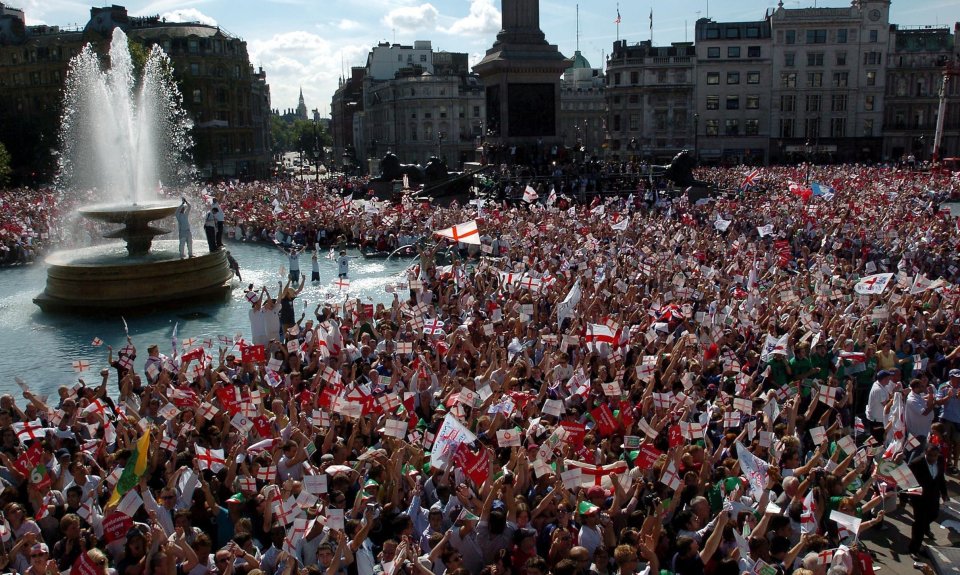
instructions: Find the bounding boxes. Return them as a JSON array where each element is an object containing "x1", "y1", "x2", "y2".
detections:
[
  {"x1": 106, "y1": 430, "x2": 150, "y2": 508},
  {"x1": 557, "y1": 279, "x2": 581, "y2": 328},
  {"x1": 523, "y1": 186, "x2": 539, "y2": 203},
  {"x1": 649, "y1": 8, "x2": 653, "y2": 32},
  {"x1": 614, "y1": 9, "x2": 621, "y2": 24}
]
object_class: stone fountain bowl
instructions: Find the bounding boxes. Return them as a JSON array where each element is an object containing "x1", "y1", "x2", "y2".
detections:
[{"x1": 78, "y1": 200, "x2": 181, "y2": 224}]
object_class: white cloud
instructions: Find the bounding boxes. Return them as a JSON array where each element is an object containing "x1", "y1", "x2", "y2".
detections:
[
  {"x1": 382, "y1": 3, "x2": 439, "y2": 32},
  {"x1": 248, "y1": 30, "x2": 370, "y2": 117},
  {"x1": 445, "y1": 0, "x2": 500, "y2": 37},
  {"x1": 159, "y1": 8, "x2": 218, "y2": 26},
  {"x1": 335, "y1": 18, "x2": 362, "y2": 31}
]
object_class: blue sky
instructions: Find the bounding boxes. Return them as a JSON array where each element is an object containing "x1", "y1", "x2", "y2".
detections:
[{"x1": 14, "y1": 0, "x2": 960, "y2": 116}]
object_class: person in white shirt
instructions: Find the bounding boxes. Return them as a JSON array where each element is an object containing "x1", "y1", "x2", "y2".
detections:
[
  {"x1": 337, "y1": 250, "x2": 355, "y2": 278},
  {"x1": 866, "y1": 370, "x2": 894, "y2": 442},
  {"x1": 904, "y1": 378, "x2": 936, "y2": 461}
]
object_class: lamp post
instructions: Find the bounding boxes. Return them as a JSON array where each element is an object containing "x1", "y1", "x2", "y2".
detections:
[
  {"x1": 436, "y1": 131, "x2": 444, "y2": 160},
  {"x1": 805, "y1": 139, "x2": 813, "y2": 183},
  {"x1": 693, "y1": 113, "x2": 700, "y2": 166}
]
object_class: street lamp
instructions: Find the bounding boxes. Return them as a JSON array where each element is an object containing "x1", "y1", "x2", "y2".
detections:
[
  {"x1": 693, "y1": 113, "x2": 700, "y2": 166},
  {"x1": 805, "y1": 139, "x2": 813, "y2": 183},
  {"x1": 437, "y1": 131, "x2": 444, "y2": 161}
]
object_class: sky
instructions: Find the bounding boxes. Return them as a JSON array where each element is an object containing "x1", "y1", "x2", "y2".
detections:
[{"x1": 12, "y1": 0, "x2": 960, "y2": 116}]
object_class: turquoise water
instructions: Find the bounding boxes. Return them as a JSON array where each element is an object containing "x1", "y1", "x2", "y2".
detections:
[{"x1": 0, "y1": 241, "x2": 412, "y2": 399}]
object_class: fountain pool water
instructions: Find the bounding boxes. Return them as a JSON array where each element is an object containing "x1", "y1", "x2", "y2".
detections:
[{"x1": 35, "y1": 28, "x2": 232, "y2": 312}]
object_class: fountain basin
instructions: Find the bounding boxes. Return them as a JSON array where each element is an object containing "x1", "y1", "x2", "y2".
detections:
[
  {"x1": 79, "y1": 201, "x2": 181, "y2": 256},
  {"x1": 34, "y1": 240, "x2": 233, "y2": 313}
]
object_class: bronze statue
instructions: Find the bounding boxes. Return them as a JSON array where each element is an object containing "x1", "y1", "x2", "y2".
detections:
[{"x1": 661, "y1": 150, "x2": 710, "y2": 188}]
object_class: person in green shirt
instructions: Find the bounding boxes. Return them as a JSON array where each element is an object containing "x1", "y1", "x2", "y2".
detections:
[
  {"x1": 809, "y1": 341, "x2": 833, "y2": 382},
  {"x1": 766, "y1": 354, "x2": 792, "y2": 389},
  {"x1": 789, "y1": 343, "x2": 817, "y2": 398}
]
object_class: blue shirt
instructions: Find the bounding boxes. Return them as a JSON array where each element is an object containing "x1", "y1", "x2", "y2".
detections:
[{"x1": 937, "y1": 382, "x2": 960, "y2": 423}]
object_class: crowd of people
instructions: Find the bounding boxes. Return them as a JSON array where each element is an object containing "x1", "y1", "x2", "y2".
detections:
[{"x1": 0, "y1": 162, "x2": 959, "y2": 575}]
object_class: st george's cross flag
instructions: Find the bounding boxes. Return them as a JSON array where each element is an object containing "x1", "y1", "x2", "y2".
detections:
[
  {"x1": 563, "y1": 459, "x2": 630, "y2": 490},
  {"x1": 434, "y1": 220, "x2": 481, "y2": 245},
  {"x1": 523, "y1": 186, "x2": 539, "y2": 203},
  {"x1": 736, "y1": 442, "x2": 770, "y2": 499},
  {"x1": 854, "y1": 273, "x2": 893, "y2": 295}
]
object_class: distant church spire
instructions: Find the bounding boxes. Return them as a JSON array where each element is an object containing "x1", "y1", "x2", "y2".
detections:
[{"x1": 296, "y1": 86, "x2": 308, "y2": 120}]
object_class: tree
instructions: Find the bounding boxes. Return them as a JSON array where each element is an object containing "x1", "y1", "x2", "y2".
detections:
[{"x1": 0, "y1": 141, "x2": 10, "y2": 187}]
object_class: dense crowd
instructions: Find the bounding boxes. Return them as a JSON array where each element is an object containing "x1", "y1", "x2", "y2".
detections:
[{"x1": 0, "y1": 163, "x2": 959, "y2": 575}]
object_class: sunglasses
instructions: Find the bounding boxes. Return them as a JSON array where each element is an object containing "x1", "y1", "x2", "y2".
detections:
[{"x1": 31, "y1": 554, "x2": 47, "y2": 559}]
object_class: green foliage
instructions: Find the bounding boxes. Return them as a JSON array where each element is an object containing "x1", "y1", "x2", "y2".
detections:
[
  {"x1": 0, "y1": 141, "x2": 10, "y2": 187},
  {"x1": 270, "y1": 117, "x2": 331, "y2": 158}
]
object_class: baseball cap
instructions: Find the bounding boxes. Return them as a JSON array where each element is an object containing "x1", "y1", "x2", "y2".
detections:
[
  {"x1": 586, "y1": 485, "x2": 606, "y2": 499},
  {"x1": 30, "y1": 543, "x2": 49, "y2": 555},
  {"x1": 876, "y1": 370, "x2": 892, "y2": 378},
  {"x1": 949, "y1": 369, "x2": 960, "y2": 378}
]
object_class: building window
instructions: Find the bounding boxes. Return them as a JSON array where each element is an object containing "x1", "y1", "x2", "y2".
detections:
[
  {"x1": 424, "y1": 112, "x2": 432, "y2": 119},
  {"x1": 614, "y1": 72, "x2": 621, "y2": 85},
  {"x1": 188, "y1": 39, "x2": 198, "y2": 53},
  {"x1": 780, "y1": 118, "x2": 795, "y2": 138},
  {"x1": 807, "y1": 72, "x2": 823, "y2": 87},
  {"x1": 864, "y1": 52, "x2": 881, "y2": 65},
  {"x1": 746, "y1": 95, "x2": 760, "y2": 109},
  {"x1": 630, "y1": 114, "x2": 640, "y2": 131},
  {"x1": 410, "y1": 126, "x2": 417, "y2": 141},
  {"x1": 706, "y1": 28, "x2": 720, "y2": 39},
  {"x1": 785, "y1": 30, "x2": 796, "y2": 44},
  {"x1": 190, "y1": 63, "x2": 200, "y2": 75},
  {"x1": 780, "y1": 73, "x2": 797, "y2": 88},
  {"x1": 806, "y1": 29, "x2": 827, "y2": 44},
  {"x1": 747, "y1": 46, "x2": 761, "y2": 58},
  {"x1": 613, "y1": 96, "x2": 621, "y2": 104},
  {"x1": 725, "y1": 119, "x2": 739, "y2": 135},
  {"x1": 630, "y1": 71, "x2": 639, "y2": 84},
  {"x1": 863, "y1": 119, "x2": 874, "y2": 136},
  {"x1": 869, "y1": 29, "x2": 878, "y2": 43},
  {"x1": 707, "y1": 47, "x2": 720, "y2": 58},
  {"x1": 654, "y1": 111, "x2": 667, "y2": 130},
  {"x1": 836, "y1": 51, "x2": 847, "y2": 66},
  {"x1": 193, "y1": 89, "x2": 201, "y2": 103},
  {"x1": 864, "y1": 95, "x2": 875, "y2": 111},
  {"x1": 831, "y1": 117, "x2": 846, "y2": 137},
  {"x1": 807, "y1": 53, "x2": 823, "y2": 66},
  {"x1": 831, "y1": 94, "x2": 847, "y2": 112},
  {"x1": 628, "y1": 94, "x2": 639, "y2": 104},
  {"x1": 806, "y1": 95, "x2": 821, "y2": 112},
  {"x1": 473, "y1": 105, "x2": 480, "y2": 117},
  {"x1": 837, "y1": 29, "x2": 848, "y2": 43},
  {"x1": 746, "y1": 27, "x2": 760, "y2": 38},
  {"x1": 806, "y1": 118, "x2": 820, "y2": 138},
  {"x1": 707, "y1": 72, "x2": 720, "y2": 85},
  {"x1": 833, "y1": 72, "x2": 848, "y2": 87},
  {"x1": 657, "y1": 70, "x2": 667, "y2": 83},
  {"x1": 727, "y1": 72, "x2": 740, "y2": 84},
  {"x1": 420, "y1": 54, "x2": 427, "y2": 62},
  {"x1": 726, "y1": 28, "x2": 740, "y2": 39},
  {"x1": 728, "y1": 46, "x2": 741, "y2": 58},
  {"x1": 745, "y1": 119, "x2": 759, "y2": 136},
  {"x1": 706, "y1": 95, "x2": 719, "y2": 110},
  {"x1": 866, "y1": 71, "x2": 876, "y2": 86},
  {"x1": 726, "y1": 96, "x2": 740, "y2": 110},
  {"x1": 784, "y1": 53, "x2": 795, "y2": 67},
  {"x1": 747, "y1": 72, "x2": 760, "y2": 84},
  {"x1": 613, "y1": 115, "x2": 621, "y2": 131},
  {"x1": 706, "y1": 119, "x2": 719, "y2": 136}
]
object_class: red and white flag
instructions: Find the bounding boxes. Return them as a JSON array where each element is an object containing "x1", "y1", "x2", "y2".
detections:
[
  {"x1": 584, "y1": 324, "x2": 617, "y2": 352},
  {"x1": 563, "y1": 459, "x2": 630, "y2": 490},
  {"x1": 434, "y1": 219, "x2": 481, "y2": 245},
  {"x1": 854, "y1": 272, "x2": 893, "y2": 295},
  {"x1": 523, "y1": 186, "x2": 539, "y2": 203}
]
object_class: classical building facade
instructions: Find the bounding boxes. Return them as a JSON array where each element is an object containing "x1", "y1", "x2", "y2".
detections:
[
  {"x1": 694, "y1": 19, "x2": 773, "y2": 165},
  {"x1": 883, "y1": 25, "x2": 959, "y2": 162},
  {"x1": 559, "y1": 51, "x2": 606, "y2": 160},
  {"x1": 605, "y1": 40, "x2": 697, "y2": 163},
  {"x1": 332, "y1": 41, "x2": 484, "y2": 173},
  {"x1": 0, "y1": 3, "x2": 272, "y2": 182},
  {"x1": 768, "y1": 0, "x2": 890, "y2": 163}
]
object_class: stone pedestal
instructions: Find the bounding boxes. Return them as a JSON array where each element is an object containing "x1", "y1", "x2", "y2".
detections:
[
  {"x1": 473, "y1": 0, "x2": 570, "y2": 145},
  {"x1": 34, "y1": 241, "x2": 233, "y2": 313}
]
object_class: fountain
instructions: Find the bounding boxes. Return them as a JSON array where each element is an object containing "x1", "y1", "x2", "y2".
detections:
[{"x1": 34, "y1": 28, "x2": 233, "y2": 313}]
